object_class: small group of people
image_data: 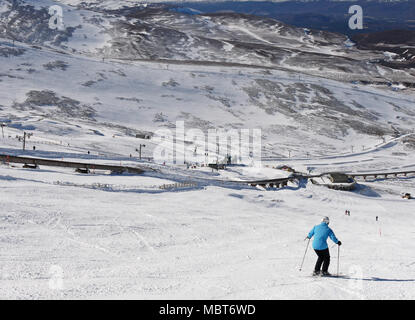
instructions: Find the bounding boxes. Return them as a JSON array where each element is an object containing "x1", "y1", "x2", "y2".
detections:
[
  {"x1": 306, "y1": 216, "x2": 341, "y2": 276},
  {"x1": 345, "y1": 210, "x2": 351, "y2": 216}
]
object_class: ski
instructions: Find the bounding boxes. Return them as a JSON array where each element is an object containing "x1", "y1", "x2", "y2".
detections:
[{"x1": 311, "y1": 273, "x2": 349, "y2": 279}]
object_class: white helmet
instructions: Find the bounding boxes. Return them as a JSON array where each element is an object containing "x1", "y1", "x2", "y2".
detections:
[{"x1": 322, "y1": 216, "x2": 330, "y2": 224}]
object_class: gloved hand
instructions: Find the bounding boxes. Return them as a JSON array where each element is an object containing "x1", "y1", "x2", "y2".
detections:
[
  {"x1": 337, "y1": 241, "x2": 342, "y2": 246},
  {"x1": 304, "y1": 236, "x2": 310, "y2": 241}
]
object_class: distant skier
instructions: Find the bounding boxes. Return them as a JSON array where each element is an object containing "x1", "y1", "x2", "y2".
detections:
[{"x1": 306, "y1": 216, "x2": 341, "y2": 276}]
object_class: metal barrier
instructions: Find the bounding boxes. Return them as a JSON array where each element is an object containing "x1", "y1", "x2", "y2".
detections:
[{"x1": 0, "y1": 154, "x2": 147, "y2": 174}]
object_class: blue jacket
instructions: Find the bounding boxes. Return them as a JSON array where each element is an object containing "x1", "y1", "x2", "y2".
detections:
[{"x1": 308, "y1": 223, "x2": 339, "y2": 250}]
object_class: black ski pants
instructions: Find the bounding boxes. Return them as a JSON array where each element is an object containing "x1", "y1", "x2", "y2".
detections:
[{"x1": 314, "y1": 248, "x2": 330, "y2": 272}]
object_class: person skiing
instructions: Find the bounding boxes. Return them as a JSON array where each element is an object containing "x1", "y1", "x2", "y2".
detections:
[{"x1": 306, "y1": 216, "x2": 341, "y2": 276}]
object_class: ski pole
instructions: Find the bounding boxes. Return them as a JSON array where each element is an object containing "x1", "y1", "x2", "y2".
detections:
[
  {"x1": 337, "y1": 245, "x2": 340, "y2": 276},
  {"x1": 299, "y1": 238, "x2": 311, "y2": 271}
]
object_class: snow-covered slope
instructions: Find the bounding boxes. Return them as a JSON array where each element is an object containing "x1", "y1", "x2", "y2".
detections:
[
  {"x1": 3, "y1": 0, "x2": 415, "y2": 83},
  {"x1": 0, "y1": 0, "x2": 414, "y2": 300},
  {"x1": 2, "y1": 39, "x2": 415, "y2": 159},
  {"x1": 1, "y1": 159, "x2": 414, "y2": 299}
]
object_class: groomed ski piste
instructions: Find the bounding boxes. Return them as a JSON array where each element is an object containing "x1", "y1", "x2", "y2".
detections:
[
  {"x1": 1, "y1": 126, "x2": 415, "y2": 299},
  {"x1": 1, "y1": 0, "x2": 415, "y2": 300}
]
